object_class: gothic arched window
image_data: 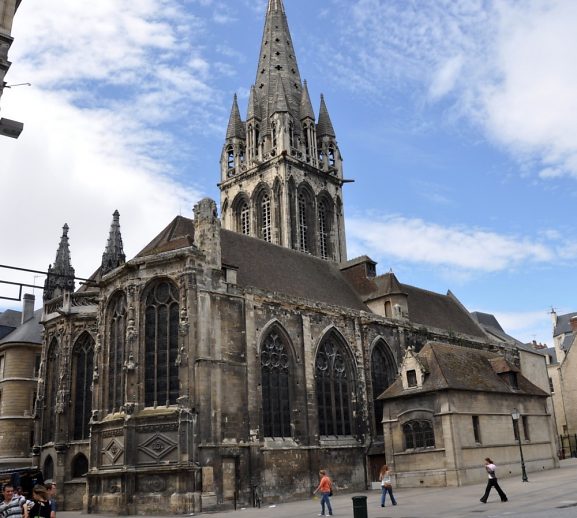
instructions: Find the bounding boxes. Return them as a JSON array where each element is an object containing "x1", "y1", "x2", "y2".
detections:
[
  {"x1": 289, "y1": 120, "x2": 295, "y2": 148},
  {"x1": 255, "y1": 124, "x2": 260, "y2": 156},
  {"x1": 261, "y1": 193, "x2": 272, "y2": 242},
  {"x1": 318, "y1": 200, "x2": 330, "y2": 260},
  {"x1": 42, "y1": 339, "x2": 59, "y2": 444},
  {"x1": 298, "y1": 193, "x2": 308, "y2": 252},
  {"x1": 328, "y1": 146, "x2": 336, "y2": 168},
  {"x1": 315, "y1": 335, "x2": 356, "y2": 436},
  {"x1": 43, "y1": 455, "x2": 54, "y2": 481},
  {"x1": 261, "y1": 329, "x2": 292, "y2": 438},
  {"x1": 144, "y1": 280, "x2": 180, "y2": 408},
  {"x1": 71, "y1": 453, "x2": 89, "y2": 478},
  {"x1": 271, "y1": 121, "x2": 277, "y2": 149},
  {"x1": 371, "y1": 341, "x2": 396, "y2": 432},
  {"x1": 304, "y1": 123, "x2": 311, "y2": 162},
  {"x1": 227, "y1": 146, "x2": 234, "y2": 172},
  {"x1": 403, "y1": 420, "x2": 435, "y2": 449},
  {"x1": 108, "y1": 292, "x2": 126, "y2": 414},
  {"x1": 240, "y1": 201, "x2": 250, "y2": 235},
  {"x1": 72, "y1": 333, "x2": 94, "y2": 440}
]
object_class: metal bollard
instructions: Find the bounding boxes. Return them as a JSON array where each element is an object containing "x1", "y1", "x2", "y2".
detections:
[{"x1": 352, "y1": 495, "x2": 368, "y2": 518}]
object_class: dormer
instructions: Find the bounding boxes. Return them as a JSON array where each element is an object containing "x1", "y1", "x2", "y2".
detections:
[
  {"x1": 400, "y1": 347, "x2": 428, "y2": 390},
  {"x1": 489, "y1": 357, "x2": 520, "y2": 390}
]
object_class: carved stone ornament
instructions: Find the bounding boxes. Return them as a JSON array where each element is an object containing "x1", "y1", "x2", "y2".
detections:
[
  {"x1": 123, "y1": 352, "x2": 137, "y2": 371},
  {"x1": 138, "y1": 475, "x2": 167, "y2": 493}
]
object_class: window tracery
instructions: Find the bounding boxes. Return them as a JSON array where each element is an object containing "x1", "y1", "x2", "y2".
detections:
[
  {"x1": 144, "y1": 280, "x2": 180, "y2": 408},
  {"x1": 261, "y1": 193, "x2": 272, "y2": 242},
  {"x1": 315, "y1": 337, "x2": 355, "y2": 436},
  {"x1": 403, "y1": 420, "x2": 435, "y2": 449},
  {"x1": 240, "y1": 201, "x2": 250, "y2": 235},
  {"x1": 298, "y1": 193, "x2": 308, "y2": 252},
  {"x1": 261, "y1": 330, "x2": 291, "y2": 438},
  {"x1": 318, "y1": 201, "x2": 329, "y2": 259}
]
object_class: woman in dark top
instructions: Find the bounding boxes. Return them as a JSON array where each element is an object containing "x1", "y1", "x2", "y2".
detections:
[{"x1": 27, "y1": 486, "x2": 51, "y2": 518}]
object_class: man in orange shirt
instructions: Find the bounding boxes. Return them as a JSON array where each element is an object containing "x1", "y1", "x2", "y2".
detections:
[{"x1": 313, "y1": 470, "x2": 333, "y2": 516}]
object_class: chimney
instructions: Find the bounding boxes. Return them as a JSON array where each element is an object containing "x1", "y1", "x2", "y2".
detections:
[
  {"x1": 570, "y1": 316, "x2": 577, "y2": 333},
  {"x1": 22, "y1": 293, "x2": 35, "y2": 324}
]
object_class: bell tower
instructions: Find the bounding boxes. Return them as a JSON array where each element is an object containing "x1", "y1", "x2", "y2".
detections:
[{"x1": 219, "y1": 0, "x2": 349, "y2": 262}]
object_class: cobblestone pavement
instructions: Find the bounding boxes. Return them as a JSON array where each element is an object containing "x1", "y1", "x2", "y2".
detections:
[{"x1": 59, "y1": 458, "x2": 577, "y2": 518}]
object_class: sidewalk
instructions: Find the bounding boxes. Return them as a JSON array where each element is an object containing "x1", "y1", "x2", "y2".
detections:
[{"x1": 60, "y1": 458, "x2": 577, "y2": 518}]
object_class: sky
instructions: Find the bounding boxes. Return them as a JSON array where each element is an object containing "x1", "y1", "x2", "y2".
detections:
[{"x1": 1, "y1": 0, "x2": 577, "y2": 346}]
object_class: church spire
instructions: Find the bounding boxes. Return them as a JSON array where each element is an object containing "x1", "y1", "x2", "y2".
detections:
[
  {"x1": 226, "y1": 94, "x2": 245, "y2": 140},
  {"x1": 44, "y1": 223, "x2": 76, "y2": 301},
  {"x1": 255, "y1": 0, "x2": 302, "y2": 122},
  {"x1": 317, "y1": 94, "x2": 336, "y2": 137},
  {"x1": 101, "y1": 210, "x2": 126, "y2": 275}
]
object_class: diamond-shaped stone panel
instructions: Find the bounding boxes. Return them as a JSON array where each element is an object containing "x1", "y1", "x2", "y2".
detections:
[
  {"x1": 138, "y1": 433, "x2": 177, "y2": 461},
  {"x1": 103, "y1": 439, "x2": 124, "y2": 464}
]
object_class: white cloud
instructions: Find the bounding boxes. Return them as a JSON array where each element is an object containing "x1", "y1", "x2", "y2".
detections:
[
  {"x1": 491, "y1": 309, "x2": 553, "y2": 347},
  {"x1": 330, "y1": 0, "x2": 577, "y2": 181},
  {"x1": 347, "y1": 214, "x2": 555, "y2": 272}
]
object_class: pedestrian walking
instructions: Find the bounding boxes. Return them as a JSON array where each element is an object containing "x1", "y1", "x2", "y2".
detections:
[
  {"x1": 379, "y1": 464, "x2": 397, "y2": 507},
  {"x1": 0, "y1": 484, "x2": 28, "y2": 518},
  {"x1": 313, "y1": 469, "x2": 333, "y2": 516},
  {"x1": 479, "y1": 458, "x2": 508, "y2": 503}
]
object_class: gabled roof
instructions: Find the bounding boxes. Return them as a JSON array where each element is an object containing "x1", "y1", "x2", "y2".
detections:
[
  {"x1": 561, "y1": 333, "x2": 575, "y2": 352},
  {"x1": 401, "y1": 285, "x2": 485, "y2": 338},
  {"x1": 471, "y1": 311, "x2": 524, "y2": 346},
  {"x1": 379, "y1": 342, "x2": 548, "y2": 400},
  {"x1": 0, "y1": 308, "x2": 43, "y2": 345},
  {"x1": 137, "y1": 216, "x2": 195, "y2": 257},
  {"x1": 221, "y1": 230, "x2": 368, "y2": 311}
]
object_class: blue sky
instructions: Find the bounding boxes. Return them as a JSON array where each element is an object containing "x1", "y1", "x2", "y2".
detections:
[{"x1": 2, "y1": 0, "x2": 577, "y2": 345}]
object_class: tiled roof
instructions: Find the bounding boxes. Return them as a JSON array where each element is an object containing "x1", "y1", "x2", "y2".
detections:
[{"x1": 379, "y1": 342, "x2": 548, "y2": 400}]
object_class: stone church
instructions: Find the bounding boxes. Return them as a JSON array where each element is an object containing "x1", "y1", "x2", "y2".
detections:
[{"x1": 31, "y1": 0, "x2": 557, "y2": 514}]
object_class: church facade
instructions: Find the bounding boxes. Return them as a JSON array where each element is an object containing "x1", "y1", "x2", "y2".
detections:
[{"x1": 31, "y1": 1, "x2": 557, "y2": 515}]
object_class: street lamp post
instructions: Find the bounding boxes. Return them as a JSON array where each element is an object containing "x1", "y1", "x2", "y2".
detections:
[{"x1": 511, "y1": 408, "x2": 529, "y2": 482}]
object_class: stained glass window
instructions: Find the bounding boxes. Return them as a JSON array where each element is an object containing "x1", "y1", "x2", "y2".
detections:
[
  {"x1": 315, "y1": 337, "x2": 355, "y2": 436},
  {"x1": 261, "y1": 330, "x2": 291, "y2": 438},
  {"x1": 144, "y1": 280, "x2": 180, "y2": 407},
  {"x1": 371, "y1": 342, "x2": 396, "y2": 432}
]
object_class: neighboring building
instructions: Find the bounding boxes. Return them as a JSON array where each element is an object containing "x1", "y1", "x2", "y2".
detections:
[
  {"x1": 379, "y1": 342, "x2": 557, "y2": 487},
  {"x1": 548, "y1": 310, "x2": 577, "y2": 455},
  {"x1": 0, "y1": 0, "x2": 24, "y2": 138},
  {"x1": 29, "y1": 0, "x2": 559, "y2": 515},
  {"x1": 0, "y1": 294, "x2": 42, "y2": 468}
]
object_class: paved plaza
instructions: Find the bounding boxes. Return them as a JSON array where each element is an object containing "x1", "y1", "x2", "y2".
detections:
[{"x1": 59, "y1": 459, "x2": 577, "y2": 518}]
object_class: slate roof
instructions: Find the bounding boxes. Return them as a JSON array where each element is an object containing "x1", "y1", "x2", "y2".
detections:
[
  {"x1": 470, "y1": 311, "x2": 524, "y2": 346},
  {"x1": 561, "y1": 333, "x2": 575, "y2": 352},
  {"x1": 0, "y1": 309, "x2": 22, "y2": 328},
  {"x1": 137, "y1": 216, "x2": 195, "y2": 257},
  {"x1": 379, "y1": 342, "x2": 549, "y2": 400},
  {"x1": 554, "y1": 312, "x2": 577, "y2": 337},
  {"x1": 0, "y1": 308, "x2": 43, "y2": 345},
  {"x1": 401, "y1": 286, "x2": 485, "y2": 337},
  {"x1": 0, "y1": 309, "x2": 22, "y2": 340},
  {"x1": 221, "y1": 230, "x2": 368, "y2": 311}
]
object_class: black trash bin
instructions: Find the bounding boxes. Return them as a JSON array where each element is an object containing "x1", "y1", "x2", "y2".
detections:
[{"x1": 352, "y1": 495, "x2": 368, "y2": 518}]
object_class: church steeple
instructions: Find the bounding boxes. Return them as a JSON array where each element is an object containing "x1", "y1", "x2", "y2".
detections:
[
  {"x1": 44, "y1": 223, "x2": 76, "y2": 301},
  {"x1": 219, "y1": 0, "x2": 349, "y2": 263},
  {"x1": 101, "y1": 210, "x2": 126, "y2": 275}
]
